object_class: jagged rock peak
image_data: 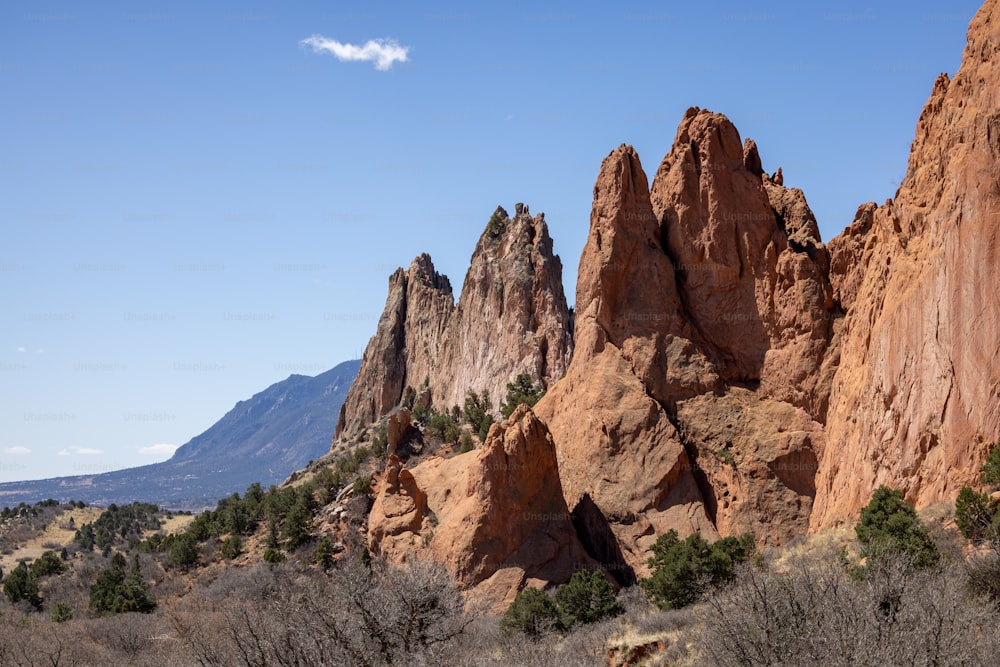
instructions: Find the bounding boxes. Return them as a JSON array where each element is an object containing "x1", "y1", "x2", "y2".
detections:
[
  {"x1": 335, "y1": 253, "x2": 455, "y2": 439},
  {"x1": 405, "y1": 253, "x2": 453, "y2": 294},
  {"x1": 431, "y1": 202, "x2": 572, "y2": 412},
  {"x1": 742, "y1": 138, "x2": 763, "y2": 176},
  {"x1": 336, "y1": 201, "x2": 572, "y2": 440},
  {"x1": 537, "y1": 105, "x2": 835, "y2": 570}
]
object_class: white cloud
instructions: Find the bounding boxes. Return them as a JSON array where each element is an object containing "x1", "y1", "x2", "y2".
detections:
[
  {"x1": 139, "y1": 443, "x2": 178, "y2": 458},
  {"x1": 16, "y1": 346, "x2": 26, "y2": 353},
  {"x1": 301, "y1": 35, "x2": 409, "y2": 71},
  {"x1": 58, "y1": 446, "x2": 104, "y2": 456},
  {"x1": 3, "y1": 446, "x2": 31, "y2": 455}
]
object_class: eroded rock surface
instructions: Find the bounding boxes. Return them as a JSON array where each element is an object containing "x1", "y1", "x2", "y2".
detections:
[
  {"x1": 336, "y1": 207, "x2": 572, "y2": 440},
  {"x1": 367, "y1": 405, "x2": 595, "y2": 611}
]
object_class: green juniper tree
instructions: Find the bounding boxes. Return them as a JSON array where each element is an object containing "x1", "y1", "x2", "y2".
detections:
[
  {"x1": 463, "y1": 390, "x2": 494, "y2": 440},
  {"x1": 641, "y1": 530, "x2": 755, "y2": 610},
  {"x1": 856, "y1": 486, "x2": 938, "y2": 569},
  {"x1": 500, "y1": 587, "x2": 565, "y2": 637},
  {"x1": 554, "y1": 570, "x2": 624, "y2": 626},
  {"x1": 500, "y1": 374, "x2": 546, "y2": 419},
  {"x1": 981, "y1": 443, "x2": 1000, "y2": 486},
  {"x1": 2, "y1": 561, "x2": 40, "y2": 609}
]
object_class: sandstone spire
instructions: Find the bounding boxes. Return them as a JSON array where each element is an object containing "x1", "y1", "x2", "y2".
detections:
[
  {"x1": 536, "y1": 109, "x2": 833, "y2": 569},
  {"x1": 335, "y1": 254, "x2": 453, "y2": 439},
  {"x1": 431, "y1": 205, "x2": 573, "y2": 414},
  {"x1": 335, "y1": 205, "x2": 572, "y2": 440}
]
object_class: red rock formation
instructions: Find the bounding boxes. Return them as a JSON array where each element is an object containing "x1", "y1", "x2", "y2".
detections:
[
  {"x1": 649, "y1": 109, "x2": 834, "y2": 418},
  {"x1": 358, "y1": 0, "x2": 1000, "y2": 589},
  {"x1": 432, "y1": 205, "x2": 573, "y2": 413},
  {"x1": 335, "y1": 206, "x2": 572, "y2": 440},
  {"x1": 537, "y1": 108, "x2": 833, "y2": 571},
  {"x1": 811, "y1": 0, "x2": 1000, "y2": 528},
  {"x1": 532, "y1": 345, "x2": 716, "y2": 576},
  {"x1": 335, "y1": 254, "x2": 453, "y2": 438},
  {"x1": 674, "y1": 391, "x2": 822, "y2": 543},
  {"x1": 367, "y1": 405, "x2": 595, "y2": 611}
]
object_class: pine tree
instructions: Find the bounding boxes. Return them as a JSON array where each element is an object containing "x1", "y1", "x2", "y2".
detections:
[
  {"x1": 555, "y1": 570, "x2": 624, "y2": 626},
  {"x1": 119, "y1": 555, "x2": 156, "y2": 613},
  {"x1": 856, "y1": 486, "x2": 938, "y2": 569},
  {"x1": 2, "y1": 562, "x2": 40, "y2": 609},
  {"x1": 500, "y1": 588, "x2": 565, "y2": 637},
  {"x1": 500, "y1": 374, "x2": 546, "y2": 418},
  {"x1": 955, "y1": 486, "x2": 997, "y2": 541},
  {"x1": 315, "y1": 536, "x2": 336, "y2": 569},
  {"x1": 167, "y1": 533, "x2": 199, "y2": 570},
  {"x1": 982, "y1": 443, "x2": 1000, "y2": 485},
  {"x1": 31, "y1": 550, "x2": 67, "y2": 578},
  {"x1": 89, "y1": 556, "x2": 127, "y2": 615},
  {"x1": 221, "y1": 535, "x2": 243, "y2": 559},
  {"x1": 89, "y1": 553, "x2": 156, "y2": 615},
  {"x1": 641, "y1": 530, "x2": 755, "y2": 610},
  {"x1": 282, "y1": 496, "x2": 312, "y2": 550}
]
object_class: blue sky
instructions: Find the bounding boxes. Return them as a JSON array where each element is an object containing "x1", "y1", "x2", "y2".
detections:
[{"x1": 0, "y1": 0, "x2": 983, "y2": 484}]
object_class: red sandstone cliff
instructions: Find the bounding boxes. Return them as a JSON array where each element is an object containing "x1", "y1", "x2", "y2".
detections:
[
  {"x1": 535, "y1": 111, "x2": 832, "y2": 574},
  {"x1": 811, "y1": 0, "x2": 1000, "y2": 528}
]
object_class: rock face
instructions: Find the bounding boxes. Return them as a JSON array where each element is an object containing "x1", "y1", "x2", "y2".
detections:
[
  {"x1": 648, "y1": 110, "x2": 834, "y2": 417},
  {"x1": 335, "y1": 206, "x2": 572, "y2": 439},
  {"x1": 353, "y1": 0, "x2": 1000, "y2": 599},
  {"x1": 536, "y1": 108, "x2": 833, "y2": 572},
  {"x1": 538, "y1": 0, "x2": 1000, "y2": 551},
  {"x1": 335, "y1": 255, "x2": 453, "y2": 438},
  {"x1": 810, "y1": 0, "x2": 1000, "y2": 528},
  {"x1": 367, "y1": 405, "x2": 595, "y2": 612},
  {"x1": 432, "y1": 206, "x2": 573, "y2": 413}
]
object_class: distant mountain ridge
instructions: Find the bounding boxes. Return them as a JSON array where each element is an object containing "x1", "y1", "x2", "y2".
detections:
[{"x1": 0, "y1": 359, "x2": 360, "y2": 510}]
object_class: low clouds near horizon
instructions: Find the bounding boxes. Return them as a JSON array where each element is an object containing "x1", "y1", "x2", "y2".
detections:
[
  {"x1": 3, "y1": 446, "x2": 31, "y2": 455},
  {"x1": 300, "y1": 35, "x2": 409, "y2": 71},
  {"x1": 58, "y1": 446, "x2": 104, "y2": 456},
  {"x1": 139, "y1": 443, "x2": 178, "y2": 458}
]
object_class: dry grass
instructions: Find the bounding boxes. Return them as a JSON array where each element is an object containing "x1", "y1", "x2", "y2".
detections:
[
  {"x1": 158, "y1": 513, "x2": 194, "y2": 536},
  {"x1": 0, "y1": 506, "x2": 101, "y2": 573},
  {"x1": 0, "y1": 507, "x2": 192, "y2": 574},
  {"x1": 770, "y1": 522, "x2": 855, "y2": 572}
]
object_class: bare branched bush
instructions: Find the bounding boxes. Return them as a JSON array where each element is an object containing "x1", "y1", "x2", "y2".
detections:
[
  {"x1": 1, "y1": 614, "x2": 102, "y2": 667},
  {"x1": 172, "y1": 558, "x2": 473, "y2": 666},
  {"x1": 964, "y1": 552, "x2": 1000, "y2": 604},
  {"x1": 408, "y1": 615, "x2": 605, "y2": 667},
  {"x1": 0, "y1": 613, "x2": 12, "y2": 667},
  {"x1": 88, "y1": 612, "x2": 156, "y2": 664},
  {"x1": 700, "y1": 549, "x2": 1000, "y2": 666}
]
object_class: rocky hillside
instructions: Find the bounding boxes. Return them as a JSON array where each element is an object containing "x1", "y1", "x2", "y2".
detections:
[{"x1": 347, "y1": 0, "x2": 1000, "y2": 603}]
